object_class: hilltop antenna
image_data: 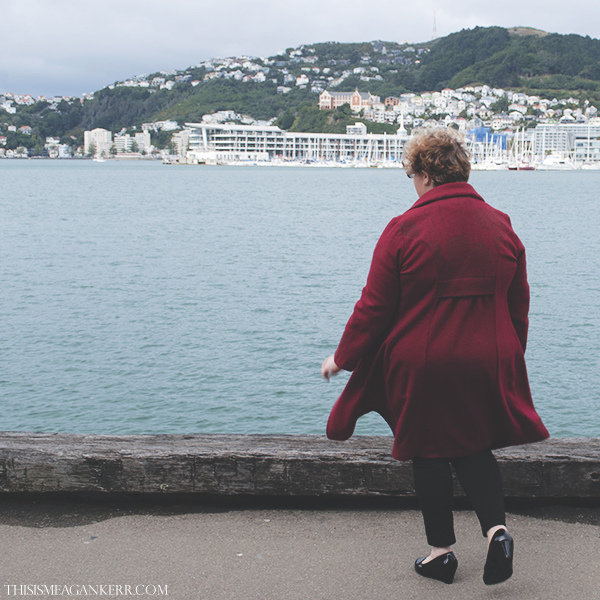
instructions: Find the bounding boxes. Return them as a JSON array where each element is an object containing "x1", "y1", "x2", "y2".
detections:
[{"x1": 432, "y1": 11, "x2": 437, "y2": 40}]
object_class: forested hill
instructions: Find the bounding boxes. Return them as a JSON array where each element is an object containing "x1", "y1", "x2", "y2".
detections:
[
  {"x1": 5, "y1": 25, "x2": 600, "y2": 149},
  {"x1": 424, "y1": 26, "x2": 600, "y2": 90}
]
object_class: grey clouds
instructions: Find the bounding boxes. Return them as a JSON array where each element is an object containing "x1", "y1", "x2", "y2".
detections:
[{"x1": 2, "y1": 0, "x2": 600, "y2": 97}]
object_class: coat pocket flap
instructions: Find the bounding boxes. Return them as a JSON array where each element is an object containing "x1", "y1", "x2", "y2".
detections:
[{"x1": 438, "y1": 277, "x2": 495, "y2": 298}]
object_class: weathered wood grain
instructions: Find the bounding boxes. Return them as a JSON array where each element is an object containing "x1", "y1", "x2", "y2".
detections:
[{"x1": 0, "y1": 433, "x2": 599, "y2": 498}]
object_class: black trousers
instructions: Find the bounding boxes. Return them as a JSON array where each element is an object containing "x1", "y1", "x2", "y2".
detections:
[{"x1": 412, "y1": 449, "x2": 506, "y2": 547}]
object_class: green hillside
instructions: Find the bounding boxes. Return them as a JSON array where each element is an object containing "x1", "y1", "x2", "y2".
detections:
[{"x1": 4, "y1": 26, "x2": 600, "y2": 152}]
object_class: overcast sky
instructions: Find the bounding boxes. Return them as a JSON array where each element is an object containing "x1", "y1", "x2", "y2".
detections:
[{"x1": 3, "y1": 0, "x2": 600, "y2": 97}]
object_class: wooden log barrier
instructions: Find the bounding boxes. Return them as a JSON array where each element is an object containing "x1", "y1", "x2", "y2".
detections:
[{"x1": 0, "y1": 433, "x2": 599, "y2": 499}]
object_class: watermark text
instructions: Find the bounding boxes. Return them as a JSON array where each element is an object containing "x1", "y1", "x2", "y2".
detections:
[{"x1": 4, "y1": 584, "x2": 168, "y2": 596}]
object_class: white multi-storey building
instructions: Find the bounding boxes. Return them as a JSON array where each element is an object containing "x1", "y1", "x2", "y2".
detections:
[
  {"x1": 113, "y1": 131, "x2": 151, "y2": 153},
  {"x1": 184, "y1": 122, "x2": 408, "y2": 164},
  {"x1": 171, "y1": 130, "x2": 190, "y2": 156},
  {"x1": 345, "y1": 122, "x2": 367, "y2": 136},
  {"x1": 84, "y1": 128, "x2": 112, "y2": 157},
  {"x1": 574, "y1": 137, "x2": 600, "y2": 162},
  {"x1": 534, "y1": 123, "x2": 600, "y2": 157}
]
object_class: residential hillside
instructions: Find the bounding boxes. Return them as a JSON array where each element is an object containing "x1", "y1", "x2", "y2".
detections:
[{"x1": 4, "y1": 26, "x2": 600, "y2": 153}]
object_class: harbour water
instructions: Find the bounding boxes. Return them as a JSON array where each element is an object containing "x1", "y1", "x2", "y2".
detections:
[{"x1": 1, "y1": 160, "x2": 599, "y2": 438}]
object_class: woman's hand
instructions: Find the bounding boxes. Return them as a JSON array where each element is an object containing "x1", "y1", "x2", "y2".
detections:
[{"x1": 321, "y1": 355, "x2": 341, "y2": 382}]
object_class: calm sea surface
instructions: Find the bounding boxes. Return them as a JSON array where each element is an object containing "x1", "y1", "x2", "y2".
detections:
[{"x1": 1, "y1": 160, "x2": 599, "y2": 438}]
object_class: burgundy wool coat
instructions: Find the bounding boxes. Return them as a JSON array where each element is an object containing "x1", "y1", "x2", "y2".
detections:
[{"x1": 327, "y1": 182, "x2": 549, "y2": 461}]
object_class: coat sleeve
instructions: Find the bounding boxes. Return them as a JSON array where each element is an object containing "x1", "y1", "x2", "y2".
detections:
[
  {"x1": 507, "y1": 238, "x2": 530, "y2": 352},
  {"x1": 334, "y1": 221, "x2": 402, "y2": 371}
]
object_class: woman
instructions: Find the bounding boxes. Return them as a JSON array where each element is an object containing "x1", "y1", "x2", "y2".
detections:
[{"x1": 321, "y1": 128, "x2": 549, "y2": 585}]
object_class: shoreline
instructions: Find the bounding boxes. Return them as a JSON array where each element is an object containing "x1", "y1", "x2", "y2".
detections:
[{"x1": 2, "y1": 156, "x2": 599, "y2": 170}]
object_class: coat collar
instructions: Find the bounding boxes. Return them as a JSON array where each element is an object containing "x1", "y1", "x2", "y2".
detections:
[{"x1": 409, "y1": 182, "x2": 485, "y2": 210}]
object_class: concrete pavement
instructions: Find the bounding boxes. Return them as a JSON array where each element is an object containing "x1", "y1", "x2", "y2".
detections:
[{"x1": 0, "y1": 499, "x2": 599, "y2": 600}]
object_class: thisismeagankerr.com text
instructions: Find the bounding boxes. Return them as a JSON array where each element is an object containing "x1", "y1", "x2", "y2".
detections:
[{"x1": 4, "y1": 584, "x2": 168, "y2": 596}]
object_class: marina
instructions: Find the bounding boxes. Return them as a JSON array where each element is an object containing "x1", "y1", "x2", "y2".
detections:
[
  {"x1": 468, "y1": 124, "x2": 600, "y2": 171},
  {"x1": 164, "y1": 122, "x2": 600, "y2": 170}
]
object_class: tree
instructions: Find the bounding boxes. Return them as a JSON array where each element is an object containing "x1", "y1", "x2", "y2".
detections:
[
  {"x1": 275, "y1": 110, "x2": 295, "y2": 130},
  {"x1": 153, "y1": 130, "x2": 172, "y2": 149},
  {"x1": 490, "y1": 97, "x2": 509, "y2": 113},
  {"x1": 109, "y1": 144, "x2": 117, "y2": 156},
  {"x1": 87, "y1": 142, "x2": 96, "y2": 157},
  {"x1": 131, "y1": 140, "x2": 139, "y2": 153},
  {"x1": 348, "y1": 50, "x2": 361, "y2": 65},
  {"x1": 336, "y1": 103, "x2": 352, "y2": 116}
]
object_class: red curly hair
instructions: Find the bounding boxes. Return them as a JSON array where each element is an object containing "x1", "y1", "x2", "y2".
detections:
[{"x1": 402, "y1": 128, "x2": 471, "y2": 186}]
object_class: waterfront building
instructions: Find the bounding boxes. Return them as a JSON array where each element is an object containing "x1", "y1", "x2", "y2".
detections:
[
  {"x1": 574, "y1": 137, "x2": 600, "y2": 162},
  {"x1": 84, "y1": 128, "x2": 112, "y2": 157},
  {"x1": 465, "y1": 123, "x2": 600, "y2": 167},
  {"x1": 44, "y1": 140, "x2": 72, "y2": 159},
  {"x1": 113, "y1": 131, "x2": 151, "y2": 153},
  {"x1": 171, "y1": 130, "x2": 190, "y2": 156},
  {"x1": 113, "y1": 136, "x2": 130, "y2": 153},
  {"x1": 184, "y1": 122, "x2": 407, "y2": 164},
  {"x1": 44, "y1": 137, "x2": 67, "y2": 158},
  {"x1": 133, "y1": 131, "x2": 151, "y2": 151},
  {"x1": 534, "y1": 123, "x2": 600, "y2": 158}
]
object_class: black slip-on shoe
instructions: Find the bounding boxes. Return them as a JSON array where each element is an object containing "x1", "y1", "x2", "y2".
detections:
[
  {"x1": 483, "y1": 529, "x2": 514, "y2": 585},
  {"x1": 414, "y1": 552, "x2": 458, "y2": 584}
]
